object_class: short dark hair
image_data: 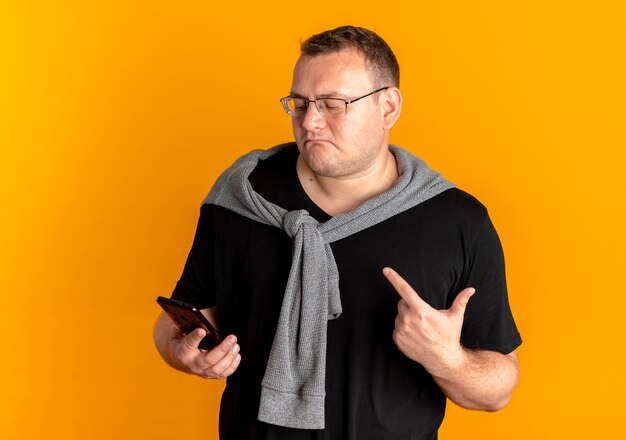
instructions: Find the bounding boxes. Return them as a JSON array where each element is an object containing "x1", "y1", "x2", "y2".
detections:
[{"x1": 300, "y1": 25, "x2": 400, "y2": 88}]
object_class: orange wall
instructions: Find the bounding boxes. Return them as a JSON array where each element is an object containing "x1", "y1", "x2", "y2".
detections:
[{"x1": 1, "y1": 1, "x2": 625, "y2": 438}]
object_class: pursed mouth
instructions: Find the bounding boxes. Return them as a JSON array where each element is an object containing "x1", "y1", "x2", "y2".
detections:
[{"x1": 304, "y1": 139, "x2": 331, "y2": 145}]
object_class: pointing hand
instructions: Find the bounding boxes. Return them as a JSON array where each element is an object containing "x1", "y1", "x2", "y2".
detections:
[{"x1": 383, "y1": 267, "x2": 475, "y2": 376}]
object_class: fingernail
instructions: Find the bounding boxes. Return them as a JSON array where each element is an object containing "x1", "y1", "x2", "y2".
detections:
[
  {"x1": 231, "y1": 344, "x2": 240, "y2": 354},
  {"x1": 383, "y1": 268, "x2": 390, "y2": 276},
  {"x1": 227, "y1": 335, "x2": 237, "y2": 345}
]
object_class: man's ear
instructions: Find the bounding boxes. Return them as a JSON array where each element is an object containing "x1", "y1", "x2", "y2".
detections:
[{"x1": 380, "y1": 87, "x2": 402, "y2": 129}]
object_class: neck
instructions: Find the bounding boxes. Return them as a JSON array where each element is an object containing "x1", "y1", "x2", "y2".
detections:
[{"x1": 296, "y1": 148, "x2": 399, "y2": 216}]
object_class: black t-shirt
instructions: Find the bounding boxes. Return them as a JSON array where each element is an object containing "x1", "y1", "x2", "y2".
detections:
[{"x1": 172, "y1": 145, "x2": 522, "y2": 440}]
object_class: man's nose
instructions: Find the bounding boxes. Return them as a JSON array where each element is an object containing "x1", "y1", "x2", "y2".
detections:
[{"x1": 301, "y1": 102, "x2": 326, "y2": 131}]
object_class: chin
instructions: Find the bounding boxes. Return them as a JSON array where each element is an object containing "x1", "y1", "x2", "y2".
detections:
[
  {"x1": 298, "y1": 141, "x2": 355, "y2": 177},
  {"x1": 300, "y1": 142, "x2": 330, "y2": 165},
  {"x1": 303, "y1": 155, "x2": 335, "y2": 177},
  {"x1": 305, "y1": 156, "x2": 353, "y2": 178}
]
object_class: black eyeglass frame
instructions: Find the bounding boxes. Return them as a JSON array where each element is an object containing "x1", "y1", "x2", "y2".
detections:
[{"x1": 280, "y1": 87, "x2": 390, "y2": 118}]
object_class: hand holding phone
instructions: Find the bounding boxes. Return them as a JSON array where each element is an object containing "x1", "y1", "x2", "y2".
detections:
[{"x1": 156, "y1": 296, "x2": 223, "y2": 350}]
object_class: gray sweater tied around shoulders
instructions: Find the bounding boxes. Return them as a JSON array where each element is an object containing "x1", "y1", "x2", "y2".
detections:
[{"x1": 203, "y1": 142, "x2": 454, "y2": 430}]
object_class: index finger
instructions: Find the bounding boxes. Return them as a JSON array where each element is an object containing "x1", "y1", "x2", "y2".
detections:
[{"x1": 382, "y1": 267, "x2": 428, "y2": 309}]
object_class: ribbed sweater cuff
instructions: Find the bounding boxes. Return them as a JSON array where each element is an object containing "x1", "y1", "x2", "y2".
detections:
[{"x1": 257, "y1": 386, "x2": 325, "y2": 430}]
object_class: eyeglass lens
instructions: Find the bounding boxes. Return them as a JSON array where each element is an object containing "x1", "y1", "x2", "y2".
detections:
[{"x1": 285, "y1": 98, "x2": 346, "y2": 118}]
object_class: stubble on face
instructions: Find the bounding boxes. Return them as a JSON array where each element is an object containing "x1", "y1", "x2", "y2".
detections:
[
  {"x1": 300, "y1": 139, "x2": 382, "y2": 178},
  {"x1": 290, "y1": 50, "x2": 388, "y2": 180}
]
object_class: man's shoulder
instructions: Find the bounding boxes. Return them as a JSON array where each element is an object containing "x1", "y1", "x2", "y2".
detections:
[
  {"x1": 248, "y1": 142, "x2": 299, "y2": 197},
  {"x1": 393, "y1": 187, "x2": 494, "y2": 238},
  {"x1": 250, "y1": 142, "x2": 298, "y2": 171},
  {"x1": 236, "y1": 142, "x2": 298, "y2": 165},
  {"x1": 425, "y1": 187, "x2": 489, "y2": 219}
]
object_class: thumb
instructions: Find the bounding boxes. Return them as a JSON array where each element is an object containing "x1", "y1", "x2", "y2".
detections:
[
  {"x1": 449, "y1": 287, "x2": 476, "y2": 318},
  {"x1": 182, "y1": 327, "x2": 206, "y2": 351}
]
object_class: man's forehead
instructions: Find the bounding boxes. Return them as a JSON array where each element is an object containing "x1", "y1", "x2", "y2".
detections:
[{"x1": 291, "y1": 49, "x2": 374, "y2": 95}]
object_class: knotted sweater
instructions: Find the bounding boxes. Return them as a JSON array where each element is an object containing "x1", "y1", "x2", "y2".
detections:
[{"x1": 203, "y1": 142, "x2": 455, "y2": 429}]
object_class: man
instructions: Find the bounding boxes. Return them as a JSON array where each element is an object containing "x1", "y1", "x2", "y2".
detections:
[{"x1": 154, "y1": 25, "x2": 521, "y2": 439}]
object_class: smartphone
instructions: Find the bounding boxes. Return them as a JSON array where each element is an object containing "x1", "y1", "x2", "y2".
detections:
[{"x1": 156, "y1": 296, "x2": 223, "y2": 350}]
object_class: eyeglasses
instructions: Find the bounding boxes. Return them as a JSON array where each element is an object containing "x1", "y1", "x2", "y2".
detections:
[{"x1": 280, "y1": 87, "x2": 389, "y2": 118}]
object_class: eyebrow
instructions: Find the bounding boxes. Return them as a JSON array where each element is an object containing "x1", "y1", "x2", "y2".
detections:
[{"x1": 289, "y1": 91, "x2": 349, "y2": 99}]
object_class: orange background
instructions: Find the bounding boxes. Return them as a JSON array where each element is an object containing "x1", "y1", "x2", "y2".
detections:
[{"x1": 1, "y1": 1, "x2": 625, "y2": 438}]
